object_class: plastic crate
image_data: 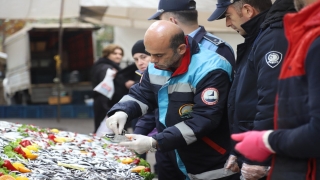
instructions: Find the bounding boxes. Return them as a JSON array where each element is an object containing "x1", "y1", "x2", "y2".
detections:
[
  {"x1": 60, "y1": 105, "x2": 74, "y2": 118},
  {"x1": 72, "y1": 90, "x2": 93, "y2": 104},
  {"x1": 24, "y1": 106, "x2": 41, "y2": 118},
  {"x1": 73, "y1": 105, "x2": 93, "y2": 118},
  {"x1": 40, "y1": 105, "x2": 57, "y2": 118},
  {"x1": 0, "y1": 106, "x2": 6, "y2": 118},
  {"x1": 5, "y1": 106, "x2": 24, "y2": 118}
]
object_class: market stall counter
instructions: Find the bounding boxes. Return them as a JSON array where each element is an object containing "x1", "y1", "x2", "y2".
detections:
[{"x1": 0, "y1": 121, "x2": 155, "y2": 180}]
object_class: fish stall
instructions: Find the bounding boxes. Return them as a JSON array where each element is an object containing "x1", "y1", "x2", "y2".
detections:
[{"x1": 0, "y1": 121, "x2": 155, "y2": 180}]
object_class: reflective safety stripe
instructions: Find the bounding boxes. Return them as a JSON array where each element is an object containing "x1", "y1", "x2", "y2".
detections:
[
  {"x1": 188, "y1": 167, "x2": 237, "y2": 180},
  {"x1": 149, "y1": 74, "x2": 169, "y2": 86},
  {"x1": 119, "y1": 95, "x2": 148, "y2": 115},
  {"x1": 168, "y1": 83, "x2": 195, "y2": 94},
  {"x1": 175, "y1": 122, "x2": 197, "y2": 145},
  {"x1": 202, "y1": 136, "x2": 226, "y2": 155}
]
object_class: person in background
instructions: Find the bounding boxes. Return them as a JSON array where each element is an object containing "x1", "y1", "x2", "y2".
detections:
[
  {"x1": 208, "y1": 0, "x2": 295, "y2": 179},
  {"x1": 106, "y1": 20, "x2": 236, "y2": 180},
  {"x1": 130, "y1": 39, "x2": 154, "y2": 132},
  {"x1": 148, "y1": 0, "x2": 235, "y2": 68},
  {"x1": 91, "y1": 44, "x2": 131, "y2": 133},
  {"x1": 130, "y1": 40, "x2": 158, "y2": 171},
  {"x1": 231, "y1": 0, "x2": 320, "y2": 179}
]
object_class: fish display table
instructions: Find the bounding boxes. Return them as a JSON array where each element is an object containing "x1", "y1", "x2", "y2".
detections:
[{"x1": 0, "y1": 121, "x2": 154, "y2": 180}]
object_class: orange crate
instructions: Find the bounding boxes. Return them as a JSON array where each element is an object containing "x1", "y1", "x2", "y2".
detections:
[{"x1": 48, "y1": 96, "x2": 71, "y2": 105}]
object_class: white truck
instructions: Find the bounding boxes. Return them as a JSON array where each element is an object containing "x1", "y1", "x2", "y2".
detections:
[{"x1": 4, "y1": 23, "x2": 98, "y2": 104}]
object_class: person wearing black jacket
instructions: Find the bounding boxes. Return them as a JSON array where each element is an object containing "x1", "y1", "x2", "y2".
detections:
[
  {"x1": 231, "y1": 0, "x2": 320, "y2": 179},
  {"x1": 91, "y1": 44, "x2": 130, "y2": 132},
  {"x1": 209, "y1": 0, "x2": 295, "y2": 179}
]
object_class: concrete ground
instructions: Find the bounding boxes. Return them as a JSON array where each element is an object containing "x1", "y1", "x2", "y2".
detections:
[{"x1": 0, "y1": 118, "x2": 157, "y2": 177}]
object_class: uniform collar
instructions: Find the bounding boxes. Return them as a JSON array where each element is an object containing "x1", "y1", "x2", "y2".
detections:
[
  {"x1": 241, "y1": 10, "x2": 269, "y2": 43},
  {"x1": 189, "y1": 26, "x2": 207, "y2": 44}
]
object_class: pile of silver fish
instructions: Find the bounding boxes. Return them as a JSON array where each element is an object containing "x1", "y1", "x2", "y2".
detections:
[{"x1": 0, "y1": 121, "x2": 145, "y2": 180}]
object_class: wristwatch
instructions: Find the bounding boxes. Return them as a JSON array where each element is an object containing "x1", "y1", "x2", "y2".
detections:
[{"x1": 150, "y1": 138, "x2": 158, "y2": 152}]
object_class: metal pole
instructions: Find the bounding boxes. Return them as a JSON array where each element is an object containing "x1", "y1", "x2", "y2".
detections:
[
  {"x1": 57, "y1": 0, "x2": 65, "y2": 123},
  {"x1": 0, "y1": 20, "x2": 5, "y2": 53}
]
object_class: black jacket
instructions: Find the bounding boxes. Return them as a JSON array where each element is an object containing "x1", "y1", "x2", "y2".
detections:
[
  {"x1": 111, "y1": 63, "x2": 138, "y2": 105},
  {"x1": 91, "y1": 57, "x2": 121, "y2": 90},
  {"x1": 228, "y1": 0, "x2": 296, "y2": 166},
  {"x1": 268, "y1": 1, "x2": 320, "y2": 178},
  {"x1": 91, "y1": 57, "x2": 122, "y2": 109}
]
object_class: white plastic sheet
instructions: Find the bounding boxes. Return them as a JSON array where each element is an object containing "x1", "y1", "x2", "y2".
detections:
[
  {"x1": 0, "y1": 0, "x2": 80, "y2": 19},
  {"x1": 93, "y1": 68, "x2": 116, "y2": 99}
]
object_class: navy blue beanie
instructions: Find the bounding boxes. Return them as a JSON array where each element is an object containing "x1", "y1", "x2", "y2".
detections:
[{"x1": 131, "y1": 40, "x2": 147, "y2": 56}]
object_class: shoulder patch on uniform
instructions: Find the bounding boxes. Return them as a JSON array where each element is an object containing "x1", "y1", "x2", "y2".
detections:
[
  {"x1": 203, "y1": 35, "x2": 224, "y2": 46},
  {"x1": 201, "y1": 88, "x2": 219, "y2": 105},
  {"x1": 265, "y1": 51, "x2": 282, "y2": 68}
]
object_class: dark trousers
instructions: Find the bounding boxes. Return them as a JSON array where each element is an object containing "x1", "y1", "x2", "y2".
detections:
[{"x1": 155, "y1": 150, "x2": 186, "y2": 180}]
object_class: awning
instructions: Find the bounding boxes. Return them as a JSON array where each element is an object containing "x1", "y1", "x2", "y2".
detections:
[
  {"x1": 80, "y1": 0, "x2": 232, "y2": 33},
  {"x1": 4, "y1": 22, "x2": 98, "y2": 45},
  {"x1": 0, "y1": 0, "x2": 80, "y2": 19},
  {"x1": 0, "y1": 0, "x2": 230, "y2": 32}
]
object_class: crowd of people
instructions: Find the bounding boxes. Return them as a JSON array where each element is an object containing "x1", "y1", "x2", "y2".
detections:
[{"x1": 91, "y1": 0, "x2": 320, "y2": 179}]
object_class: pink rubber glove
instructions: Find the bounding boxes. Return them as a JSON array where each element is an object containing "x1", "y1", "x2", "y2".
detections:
[{"x1": 231, "y1": 130, "x2": 274, "y2": 162}]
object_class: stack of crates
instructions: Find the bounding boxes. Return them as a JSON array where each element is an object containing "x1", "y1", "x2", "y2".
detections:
[
  {"x1": 24, "y1": 106, "x2": 41, "y2": 118},
  {"x1": 73, "y1": 105, "x2": 94, "y2": 118},
  {"x1": 0, "y1": 105, "x2": 93, "y2": 119},
  {"x1": 0, "y1": 106, "x2": 6, "y2": 118},
  {"x1": 5, "y1": 106, "x2": 24, "y2": 118}
]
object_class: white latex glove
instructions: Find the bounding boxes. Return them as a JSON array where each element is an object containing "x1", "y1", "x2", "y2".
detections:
[
  {"x1": 119, "y1": 134, "x2": 155, "y2": 154},
  {"x1": 241, "y1": 163, "x2": 269, "y2": 180},
  {"x1": 96, "y1": 117, "x2": 114, "y2": 137},
  {"x1": 105, "y1": 111, "x2": 128, "y2": 135},
  {"x1": 224, "y1": 155, "x2": 240, "y2": 173}
]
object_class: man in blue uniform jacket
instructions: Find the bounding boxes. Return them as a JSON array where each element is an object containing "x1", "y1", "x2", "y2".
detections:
[
  {"x1": 208, "y1": 0, "x2": 295, "y2": 179},
  {"x1": 106, "y1": 20, "x2": 238, "y2": 180}
]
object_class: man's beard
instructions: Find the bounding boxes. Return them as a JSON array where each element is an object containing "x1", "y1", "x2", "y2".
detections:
[
  {"x1": 294, "y1": 0, "x2": 306, "y2": 11},
  {"x1": 169, "y1": 51, "x2": 183, "y2": 69}
]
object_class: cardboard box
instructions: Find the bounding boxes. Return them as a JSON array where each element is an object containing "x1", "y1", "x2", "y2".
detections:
[
  {"x1": 36, "y1": 41, "x2": 46, "y2": 51},
  {"x1": 48, "y1": 96, "x2": 71, "y2": 105}
]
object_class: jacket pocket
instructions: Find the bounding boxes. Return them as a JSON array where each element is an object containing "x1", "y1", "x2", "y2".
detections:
[{"x1": 238, "y1": 121, "x2": 254, "y2": 132}]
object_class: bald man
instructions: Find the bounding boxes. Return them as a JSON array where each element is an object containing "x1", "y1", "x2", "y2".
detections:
[{"x1": 106, "y1": 20, "x2": 238, "y2": 180}]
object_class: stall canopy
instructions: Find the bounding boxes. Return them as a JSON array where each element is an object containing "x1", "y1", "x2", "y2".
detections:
[
  {"x1": 0, "y1": 0, "x2": 80, "y2": 19},
  {"x1": 80, "y1": 0, "x2": 231, "y2": 32},
  {"x1": 0, "y1": 0, "x2": 231, "y2": 32}
]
